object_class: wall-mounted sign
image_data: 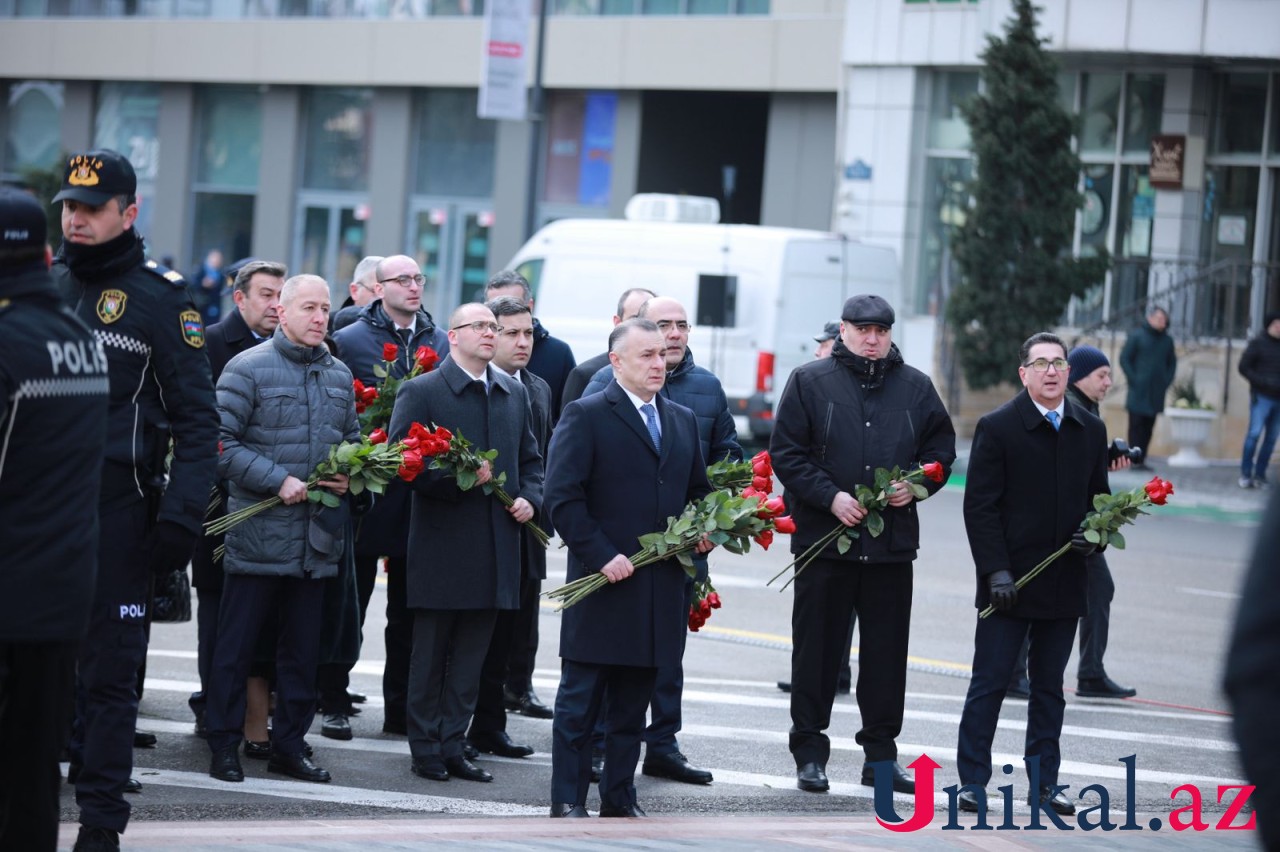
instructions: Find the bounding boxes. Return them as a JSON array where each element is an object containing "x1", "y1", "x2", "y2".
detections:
[
  {"x1": 1149, "y1": 134, "x2": 1185, "y2": 190},
  {"x1": 844, "y1": 159, "x2": 873, "y2": 181}
]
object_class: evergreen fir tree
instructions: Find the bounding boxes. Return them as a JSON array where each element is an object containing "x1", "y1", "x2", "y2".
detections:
[{"x1": 946, "y1": 0, "x2": 1108, "y2": 389}]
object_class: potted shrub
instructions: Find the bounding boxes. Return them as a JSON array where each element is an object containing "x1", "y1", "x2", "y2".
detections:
[{"x1": 1165, "y1": 377, "x2": 1216, "y2": 467}]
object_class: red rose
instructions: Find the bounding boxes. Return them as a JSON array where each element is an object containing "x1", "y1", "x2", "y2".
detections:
[
  {"x1": 415, "y1": 346, "x2": 440, "y2": 372},
  {"x1": 355, "y1": 400, "x2": 367, "y2": 414},
  {"x1": 353, "y1": 378, "x2": 366, "y2": 395},
  {"x1": 369, "y1": 428, "x2": 388, "y2": 445},
  {"x1": 759, "y1": 495, "x2": 786, "y2": 518},
  {"x1": 1144, "y1": 476, "x2": 1174, "y2": 505},
  {"x1": 751, "y1": 450, "x2": 772, "y2": 478},
  {"x1": 382, "y1": 342, "x2": 399, "y2": 362},
  {"x1": 706, "y1": 591, "x2": 721, "y2": 609},
  {"x1": 688, "y1": 608, "x2": 706, "y2": 632},
  {"x1": 772, "y1": 515, "x2": 797, "y2": 534},
  {"x1": 398, "y1": 450, "x2": 425, "y2": 480},
  {"x1": 400, "y1": 435, "x2": 420, "y2": 451},
  {"x1": 754, "y1": 529, "x2": 774, "y2": 550},
  {"x1": 741, "y1": 486, "x2": 761, "y2": 501},
  {"x1": 752, "y1": 474, "x2": 773, "y2": 492},
  {"x1": 408, "y1": 421, "x2": 432, "y2": 443},
  {"x1": 360, "y1": 386, "x2": 379, "y2": 403},
  {"x1": 922, "y1": 461, "x2": 945, "y2": 483},
  {"x1": 422, "y1": 437, "x2": 450, "y2": 457},
  {"x1": 434, "y1": 426, "x2": 453, "y2": 443},
  {"x1": 699, "y1": 597, "x2": 712, "y2": 616}
]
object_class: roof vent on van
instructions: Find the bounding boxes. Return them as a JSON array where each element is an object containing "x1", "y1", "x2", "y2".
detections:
[{"x1": 623, "y1": 194, "x2": 721, "y2": 224}]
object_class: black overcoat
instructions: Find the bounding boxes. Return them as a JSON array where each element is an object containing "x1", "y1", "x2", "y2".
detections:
[
  {"x1": 963, "y1": 390, "x2": 1109, "y2": 619},
  {"x1": 519, "y1": 368, "x2": 554, "y2": 579},
  {"x1": 546, "y1": 380, "x2": 711, "y2": 669},
  {"x1": 388, "y1": 355, "x2": 543, "y2": 610}
]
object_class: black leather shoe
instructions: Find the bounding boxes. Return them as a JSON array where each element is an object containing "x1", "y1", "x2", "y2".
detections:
[
  {"x1": 445, "y1": 755, "x2": 493, "y2": 782},
  {"x1": 1077, "y1": 677, "x2": 1136, "y2": 699},
  {"x1": 67, "y1": 763, "x2": 80, "y2": 784},
  {"x1": 642, "y1": 751, "x2": 713, "y2": 784},
  {"x1": 348, "y1": 689, "x2": 367, "y2": 704},
  {"x1": 777, "y1": 680, "x2": 792, "y2": 693},
  {"x1": 511, "y1": 689, "x2": 554, "y2": 719},
  {"x1": 72, "y1": 825, "x2": 120, "y2": 851},
  {"x1": 124, "y1": 777, "x2": 142, "y2": 794},
  {"x1": 550, "y1": 802, "x2": 590, "y2": 818},
  {"x1": 411, "y1": 756, "x2": 449, "y2": 781},
  {"x1": 463, "y1": 741, "x2": 480, "y2": 760},
  {"x1": 1030, "y1": 786, "x2": 1075, "y2": 815},
  {"x1": 210, "y1": 746, "x2": 244, "y2": 782},
  {"x1": 796, "y1": 762, "x2": 829, "y2": 792},
  {"x1": 321, "y1": 713, "x2": 353, "y2": 741},
  {"x1": 470, "y1": 731, "x2": 534, "y2": 758},
  {"x1": 590, "y1": 748, "x2": 604, "y2": 782},
  {"x1": 861, "y1": 760, "x2": 915, "y2": 794},
  {"x1": 957, "y1": 787, "x2": 983, "y2": 813},
  {"x1": 133, "y1": 730, "x2": 157, "y2": 748},
  {"x1": 243, "y1": 739, "x2": 272, "y2": 760},
  {"x1": 383, "y1": 718, "x2": 408, "y2": 736},
  {"x1": 599, "y1": 803, "x2": 648, "y2": 817},
  {"x1": 268, "y1": 752, "x2": 331, "y2": 783}
]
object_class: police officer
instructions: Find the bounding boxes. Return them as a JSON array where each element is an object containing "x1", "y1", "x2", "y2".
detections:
[
  {"x1": 50, "y1": 149, "x2": 219, "y2": 852},
  {"x1": 0, "y1": 188, "x2": 109, "y2": 852}
]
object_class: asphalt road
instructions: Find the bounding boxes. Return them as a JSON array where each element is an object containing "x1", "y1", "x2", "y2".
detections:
[{"x1": 63, "y1": 486, "x2": 1264, "y2": 848}]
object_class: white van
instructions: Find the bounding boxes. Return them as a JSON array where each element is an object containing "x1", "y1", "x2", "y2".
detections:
[{"x1": 508, "y1": 198, "x2": 899, "y2": 440}]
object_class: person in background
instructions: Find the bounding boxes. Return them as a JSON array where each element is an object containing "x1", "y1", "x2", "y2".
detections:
[
  {"x1": 0, "y1": 187, "x2": 109, "y2": 852},
  {"x1": 485, "y1": 270, "x2": 576, "y2": 421},
  {"x1": 190, "y1": 248, "x2": 225, "y2": 328},
  {"x1": 1237, "y1": 311, "x2": 1280, "y2": 490},
  {"x1": 561, "y1": 287, "x2": 655, "y2": 408},
  {"x1": 1119, "y1": 306, "x2": 1176, "y2": 470},
  {"x1": 331, "y1": 255, "x2": 384, "y2": 333}
]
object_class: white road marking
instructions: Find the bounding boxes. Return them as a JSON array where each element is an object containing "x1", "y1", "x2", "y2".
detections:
[{"x1": 1177, "y1": 586, "x2": 1241, "y2": 600}]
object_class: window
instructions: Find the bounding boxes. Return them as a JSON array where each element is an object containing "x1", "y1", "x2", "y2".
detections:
[
  {"x1": 1210, "y1": 73, "x2": 1268, "y2": 155},
  {"x1": 191, "y1": 86, "x2": 261, "y2": 269},
  {"x1": 4, "y1": 81, "x2": 63, "y2": 178},
  {"x1": 94, "y1": 82, "x2": 160, "y2": 241},
  {"x1": 301, "y1": 88, "x2": 372, "y2": 191},
  {"x1": 926, "y1": 72, "x2": 977, "y2": 151},
  {"x1": 1079, "y1": 73, "x2": 1121, "y2": 155},
  {"x1": 413, "y1": 89, "x2": 496, "y2": 198}
]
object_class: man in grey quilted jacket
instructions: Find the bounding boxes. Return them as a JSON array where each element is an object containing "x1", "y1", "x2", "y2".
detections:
[{"x1": 204, "y1": 275, "x2": 360, "y2": 786}]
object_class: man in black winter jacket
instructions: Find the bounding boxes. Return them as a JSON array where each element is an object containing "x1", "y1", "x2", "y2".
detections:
[
  {"x1": 771, "y1": 294, "x2": 955, "y2": 797},
  {"x1": 1238, "y1": 311, "x2": 1280, "y2": 489},
  {"x1": 485, "y1": 270, "x2": 576, "y2": 421},
  {"x1": 0, "y1": 187, "x2": 109, "y2": 852}
]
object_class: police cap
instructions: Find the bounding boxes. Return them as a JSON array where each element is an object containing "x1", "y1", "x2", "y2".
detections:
[{"x1": 51, "y1": 149, "x2": 137, "y2": 207}]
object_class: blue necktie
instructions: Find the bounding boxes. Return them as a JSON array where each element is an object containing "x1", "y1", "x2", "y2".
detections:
[
  {"x1": 641, "y1": 403, "x2": 661, "y2": 452},
  {"x1": 1046, "y1": 410, "x2": 1060, "y2": 431}
]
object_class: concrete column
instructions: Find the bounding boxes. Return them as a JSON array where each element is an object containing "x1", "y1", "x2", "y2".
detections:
[
  {"x1": 366, "y1": 87, "x2": 412, "y2": 258},
  {"x1": 489, "y1": 117, "x2": 532, "y2": 276},
  {"x1": 1150, "y1": 67, "x2": 1210, "y2": 262},
  {"x1": 151, "y1": 82, "x2": 194, "y2": 265},
  {"x1": 60, "y1": 81, "x2": 95, "y2": 154},
  {"x1": 608, "y1": 90, "x2": 642, "y2": 220},
  {"x1": 760, "y1": 92, "x2": 838, "y2": 231},
  {"x1": 253, "y1": 85, "x2": 300, "y2": 267}
]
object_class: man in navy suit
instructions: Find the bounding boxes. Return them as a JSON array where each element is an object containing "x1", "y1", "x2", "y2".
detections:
[{"x1": 545, "y1": 318, "x2": 713, "y2": 818}]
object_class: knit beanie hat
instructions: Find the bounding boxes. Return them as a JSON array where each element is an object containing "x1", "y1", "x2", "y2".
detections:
[{"x1": 1067, "y1": 345, "x2": 1109, "y2": 384}]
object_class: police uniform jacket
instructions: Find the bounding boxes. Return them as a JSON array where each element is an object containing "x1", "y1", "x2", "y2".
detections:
[
  {"x1": 770, "y1": 340, "x2": 956, "y2": 564},
  {"x1": 332, "y1": 299, "x2": 450, "y2": 559},
  {"x1": 52, "y1": 230, "x2": 218, "y2": 535},
  {"x1": 216, "y1": 329, "x2": 360, "y2": 579},
  {"x1": 388, "y1": 355, "x2": 544, "y2": 610},
  {"x1": 546, "y1": 381, "x2": 711, "y2": 669},
  {"x1": 963, "y1": 389, "x2": 1109, "y2": 619},
  {"x1": 0, "y1": 268, "x2": 110, "y2": 641}
]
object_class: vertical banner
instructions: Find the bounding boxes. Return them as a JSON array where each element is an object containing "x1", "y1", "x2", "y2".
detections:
[{"x1": 478, "y1": 0, "x2": 530, "y2": 121}]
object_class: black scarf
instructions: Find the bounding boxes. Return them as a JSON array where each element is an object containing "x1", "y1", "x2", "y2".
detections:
[
  {"x1": 57, "y1": 228, "x2": 147, "y2": 283},
  {"x1": 831, "y1": 338, "x2": 904, "y2": 389}
]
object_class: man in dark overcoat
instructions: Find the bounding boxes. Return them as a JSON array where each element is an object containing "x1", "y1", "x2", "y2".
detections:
[
  {"x1": 955, "y1": 331, "x2": 1109, "y2": 818},
  {"x1": 1119, "y1": 305, "x2": 1176, "y2": 464},
  {"x1": 388, "y1": 302, "x2": 543, "y2": 784},
  {"x1": 545, "y1": 318, "x2": 713, "y2": 818}
]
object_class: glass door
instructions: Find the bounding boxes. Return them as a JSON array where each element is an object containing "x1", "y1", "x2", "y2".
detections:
[
  {"x1": 295, "y1": 196, "x2": 368, "y2": 307},
  {"x1": 408, "y1": 199, "x2": 494, "y2": 320}
]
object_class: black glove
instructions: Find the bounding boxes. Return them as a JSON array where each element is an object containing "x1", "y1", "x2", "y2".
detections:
[
  {"x1": 1070, "y1": 528, "x2": 1098, "y2": 557},
  {"x1": 987, "y1": 569, "x2": 1017, "y2": 612},
  {"x1": 147, "y1": 521, "x2": 197, "y2": 576}
]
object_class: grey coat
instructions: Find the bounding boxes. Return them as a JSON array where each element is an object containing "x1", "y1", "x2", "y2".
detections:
[
  {"x1": 217, "y1": 329, "x2": 360, "y2": 579},
  {"x1": 388, "y1": 356, "x2": 544, "y2": 610}
]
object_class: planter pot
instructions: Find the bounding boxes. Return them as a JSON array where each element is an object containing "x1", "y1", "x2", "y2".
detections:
[{"x1": 1165, "y1": 408, "x2": 1216, "y2": 467}]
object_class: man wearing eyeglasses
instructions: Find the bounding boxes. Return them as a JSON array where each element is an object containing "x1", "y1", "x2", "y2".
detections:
[
  {"x1": 330, "y1": 255, "x2": 383, "y2": 333},
  {"x1": 331, "y1": 255, "x2": 449, "y2": 739},
  {"x1": 389, "y1": 302, "x2": 544, "y2": 785},
  {"x1": 955, "y1": 332, "x2": 1109, "y2": 818},
  {"x1": 581, "y1": 295, "x2": 741, "y2": 785}
]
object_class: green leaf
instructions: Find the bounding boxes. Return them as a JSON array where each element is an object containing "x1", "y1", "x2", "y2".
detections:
[
  {"x1": 683, "y1": 562, "x2": 698, "y2": 580},
  {"x1": 874, "y1": 467, "x2": 893, "y2": 492},
  {"x1": 673, "y1": 517, "x2": 692, "y2": 534},
  {"x1": 348, "y1": 479, "x2": 365, "y2": 495},
  {"x1": 836, "y1": 535, "x2": 852, "y2": 555},
  {"x1": 319, "y1": 490, "x2": 341, "y2": 508},
  {"x1": 908, "y1": 483, "x2": 929, "y2": 501},
  {"x1": 1083, "y1": 529, "x2": 1100, "y2": 543},
  {"x1": 664, "y1": 532, "x2": 683, "y2": 546},
  {"x1": 1108, "y1": 531, "x2": 1125, "y2": 549},
  {"x1": 708, "y1": 531, "x2": 730, "y2": 545},
  {"x1": 721, "y1": 537, "x2": 745, "y2": 554},
  {"x1": 367, "y1": 481, "x2": 385, "y2": 494},
  {"x1": 373, "y1": 363, "x2": 388, "y2": 379},
  {"x1": 865, "y1": 511, "x2": 885, "y2": 538},
  {"x1": 306, "y1": 491, "x2": 322, "y2": 503},
  {"x1": 456, "y1": 470, "x2": 477, "y2": 491},
  {"x1": 676, "y1": 551, "x2": 694, "y2": 568}
]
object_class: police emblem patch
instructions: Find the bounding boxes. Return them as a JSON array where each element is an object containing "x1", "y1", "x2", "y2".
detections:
[
  {"x1": 96, "y1": 289, "x2": 127, "y2": 324},
  {"x1": 68, "y1": 154, "x2": 104, "y2": 187},
  {"x1": 180, "y1": 310, "x2": 205, "y2": 349}
]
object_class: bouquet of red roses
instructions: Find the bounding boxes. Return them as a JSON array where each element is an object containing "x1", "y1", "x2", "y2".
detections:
[
  {"x1": 688, "y1": 579, "x2": 722, "y2": 632},
  {"x1": 408, "y1": 422, "x2": 550, "y2": 548},
  {"x1": 205, "y1": 426, "x2": 427, "y2": 540},
  {"x1": 769, "y1": 461, "x2": 946, "y2": 590},
  {"x1": 978, "y1": 475, "x2": 1174, "y2": 618},
  {"x1": 355, "y1": 343, "x2": 441, "y2": 436},
  {"x1": 706, "y1": 449, "x2": 774, "y2": 494}
]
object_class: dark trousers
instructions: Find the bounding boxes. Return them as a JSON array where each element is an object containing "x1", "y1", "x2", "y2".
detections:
[
  {"x1": 505, "y1": 574, "x2": 541, "y2": 696},
  {"x1": 205, "y1": 574, "x2": 325, "y2": 756},
  {"x1": 643, "y1": 577, "x2": 695, "y2": 755},
  {"x1": 1078, "y1": 554, "x2": 1114, "y2": 680},
  {"x1": 1127, "y1": 412, "x2": 1157, "y2": 458},
  {"x1": 957, "y1": 613, "x2": 1077, "y2": 788},
  {"x1": 317, "y1": 554, "x2": 378, "y2": 712},
  {"x1": 0, "y1": 640, "x2": 78, "y2": 852},
  {"x1": 71, "y1": 501, "x2": 150, "y2": 833},
  {"x1": 407, "y1": 609, "x2": 497, "y2": 760},
  {"x1": 552, "y1": 659, "x2": 657, "y2": 808},
  {"x1": 470, "y1": 574, "x2": 541, "y2": 736},
  {"x1": 788, "y1": 558, "x2": 912, "y2": 767},
  {"x1": 382, "y1": 556, "x2": 412, "y2": 728},
  {"x1": 192, "y1": 585, "x2": 222, "y2": 716}
]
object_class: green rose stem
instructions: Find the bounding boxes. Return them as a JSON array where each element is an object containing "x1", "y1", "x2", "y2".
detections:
[{"x1": 977, "y1": 541, "x2": 1072, "y2": 619}]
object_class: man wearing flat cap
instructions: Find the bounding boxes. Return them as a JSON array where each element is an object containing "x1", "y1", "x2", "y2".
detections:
[
  {"x1": 813, "y1": 321, "x2": 840, "y2": 360},
  {"x1": 49, "y1": 149, "x2": 218, "y2": 852},
  {"x1": 770, "y1": 294, "x2": 956, "y2": 796}
]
